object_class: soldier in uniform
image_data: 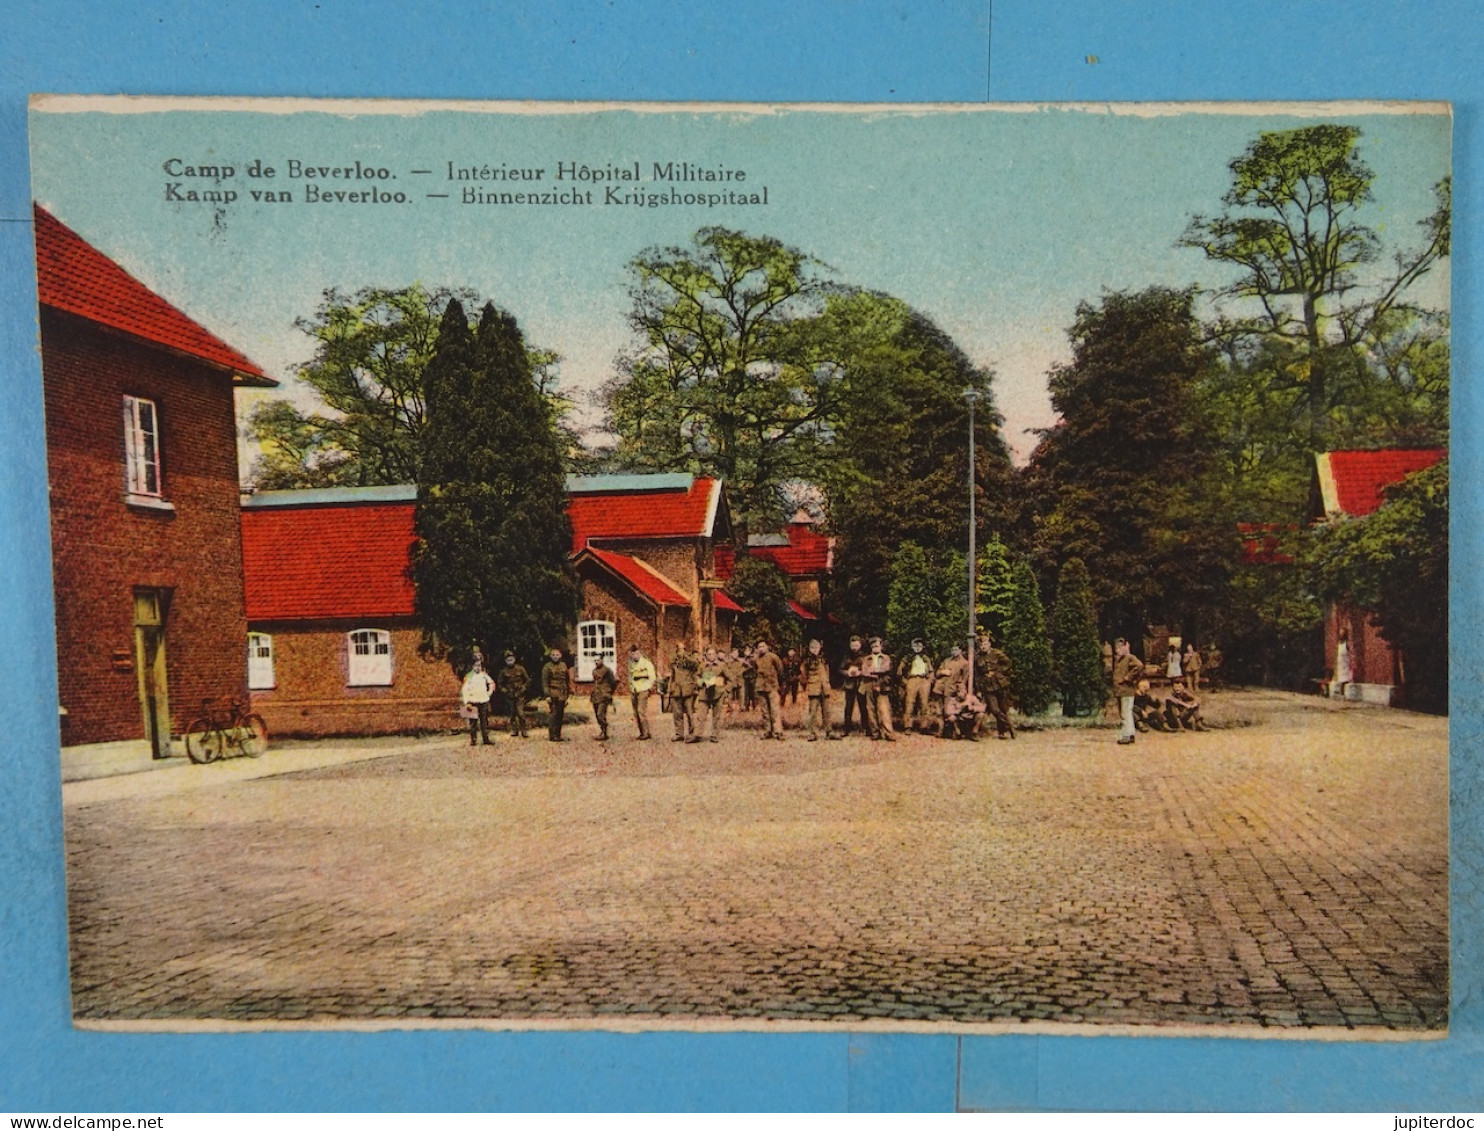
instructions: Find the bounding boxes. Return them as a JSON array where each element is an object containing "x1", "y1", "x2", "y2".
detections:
[
  {"x1": 753, "y1": 640, "x2": 786, "y2": 739},
  {"x1": 692, "y1": 647, "x2": 729, "y2": 743},
  {"x1": 502, "y1": 651, "x2": 530, "y2": 738},
  {"x1": 1183, "y1": 642, "x2": 1202, "y2": 693},
  {"x1": 976, "y1": 633, "x2": 1015, "y2": 740},
  {"x1": 861, "y1": 637, "x2": 896, "y2": 741},
  {"x1": 626, "y1": 644, "x2": 656, "y2": 740},
  {"x1": 933, "y1": 645, "x2": 970, "y2": 739},
  {"x1": 839, "y1": 636, "x2": 869, "y2": 737},
  {"x1": 1133, "y1": 678, "x2": 1169, "y2": 732},
  {"x1": 782, "y1": 647, "x2": 802, "y2": 707},
  {"x1": 724, "y1": 649, "x2": 745, "y2": 716},
  {"x1": 901, "y1": 638, "x2": 935, "y2": 733},
  {"x1": 669, "y1": 643, "x2": 700, "y2": 741},
  {"x1": 800, "y1": 638, "x2": 837, "y2": 741},
  {"x1": 1164, "y1": 677, "x2": 1205, "y2": 731},
  {"x1": 1112, "y1": 637, "x2": 1144, "y2": 745},
  {"x1": 589, "y1": 655, "x2": 617, "y2": 741},
  {"x1": 541, "y1": 646, "x2": 572, "y2": 742}
]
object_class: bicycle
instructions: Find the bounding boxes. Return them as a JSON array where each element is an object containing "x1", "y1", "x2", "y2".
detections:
[{"x1": 184, "y1": 696, "x2": 269, "y2": 763}]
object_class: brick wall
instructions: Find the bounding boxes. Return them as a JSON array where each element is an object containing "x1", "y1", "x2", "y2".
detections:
[
  {"x1": 596, "y1": 536, "x2": 708, "y2": 642},
  {"x1": 576, "y1": 566, "x2": 661, "y2": 691},
  {"x1": 247, "y1": 619, "x2": 461, "y2": 737},
  {"x1": 43, "y1": 309, "x2": 249, "y2": 746},
  {"x1": 1325, "y1": 602, "x2": 1399, "y2": 688}
]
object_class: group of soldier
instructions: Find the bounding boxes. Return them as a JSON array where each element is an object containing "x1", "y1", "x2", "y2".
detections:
[
  {"x1": 1108, "y1": 637, "x2": 1207, "y2": 745},
  {"x1": 459, "y1": 633, "x2": 1021, "y2": 745}
]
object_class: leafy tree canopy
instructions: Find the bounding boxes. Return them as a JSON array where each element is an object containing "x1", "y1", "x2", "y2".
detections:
[
  {"x1": 1024, "y1": 286, "x2": 1237, "y2": 640},
  {"x1": 603, "y1": 228, "x2": 839, "y2": 530},
  {"x1": 247, "y1": 284, "x2": 577, "y2": 489}
]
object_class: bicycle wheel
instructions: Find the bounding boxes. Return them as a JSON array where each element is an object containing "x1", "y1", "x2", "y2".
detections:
[
  {"x1": 238, "y1": 713, "x2": 269, "y2": 758},
  {"x1": 184, "y1": 718, "x2": 223, "y2": 763}
]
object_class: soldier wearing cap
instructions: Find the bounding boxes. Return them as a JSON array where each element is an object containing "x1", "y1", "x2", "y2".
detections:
[
  {"x1": 541, "y1": 646, "x2": 572, "y2": 742},
  {"x1": 692, "y1": 647, "x2": 729, "y2": 743},
  {"x1": 901, "y1": 638, "x2": 934, "y2": 733},
  {"x1": 800, "y1": 638, "x2": 837, "y2": 741},
  {"x1": 934, "y1": 645, "x2": 970, "y2": 739},
  {"x1": 627, "y1": 644, "x2": 656, "y2": 740},
  {"x1": 589, "y1": 654, "x2": 617, "y2": 741},
  {"x1": 753, "y1": 640, "x2": 786, "y2": 740},
  {"x1": 503, "y1": 651, "x2": 530, "y2": 738},
  {"x1": 861, "y1": 636, "x2": 896, "y2": 741},
  {"x1": 976, "y1": 632, "x2": 1015, "y2": 740},
  {"x1": 839, "y1": 635, "x2": 869, "y2": 737},
  {"x1": 669, "y1": 643, "x2": 700, "y2": 741}
]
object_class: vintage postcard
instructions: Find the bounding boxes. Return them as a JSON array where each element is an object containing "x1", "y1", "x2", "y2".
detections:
[{"x1": 30, "y1": 97, "x2": 1451, "y2": 1033}]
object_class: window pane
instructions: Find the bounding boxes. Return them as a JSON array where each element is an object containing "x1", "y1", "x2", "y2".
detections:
[
  {"x1": 247, "y1": 634, "x2": 275, "y2": 690},
  {"x1": 347, "y1": 629, "x2": 392, "y2": 685},
  {"x1": 124, "y1": 395, "x2": 162, "y2": 497}
]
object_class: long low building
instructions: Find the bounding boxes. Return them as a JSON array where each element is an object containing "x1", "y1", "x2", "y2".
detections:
[{"x1": 240, "y1": 473, "x2": 744, "y2": 737}]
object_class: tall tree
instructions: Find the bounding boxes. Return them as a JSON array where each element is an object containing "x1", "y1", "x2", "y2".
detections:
[
  {"x1": 1051, "y1": 557, "x2": 1105, "y2": 717},
  {"x1": 411, "y1": 300, "x2": 577, "y2": 673},
  {"x1": 1024, "y1": 286, "x2": 1236, "y2": 641},
  {"x1": 247, "y1": 285, "x2": 580, "y2": 488},
  {"x1": 884, "y1": 542, "x2": 969, "y2": 659},
  {"x1": 1180, "y1": 125, "x2": 1450, "y2": 450},
  {"x1": 603, "y1": 228, "x2": 837, "y2": 529},
  {"x1": 976, "y1": 537, "x2": 1016, "y2": 641},
  {"x1": 1003, "y1": 559, "x2": 1055, "y2": 715},
  {"x1": 821, "y1": 295, "x2": 1016, "y2": 634}
]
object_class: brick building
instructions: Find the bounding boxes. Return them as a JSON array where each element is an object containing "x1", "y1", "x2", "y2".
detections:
[
  {"x1": 240, "y1": 486, "x2": 459, "y2": 738},
  {"x1": 564, "y1": 473, "x2": 736, "y2": 684},
  {"x1": 238, "y1": 473, "x2": 739, "y2": 733},
  {"x1": 1310, "y1": 447, "x2": 1446, "y2": 706},
  {"x1": 36, "y1": 205, "x2": 277, "y2": 757},
  {"x1": 714, "y1": 510, "x2": 836, "y2": 641}
]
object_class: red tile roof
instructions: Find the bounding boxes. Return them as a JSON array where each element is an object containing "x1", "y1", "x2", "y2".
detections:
[
  {"x1": 788, "y1": 599, "x2": 819, "y2": 621},
  {"x1": 715, "y1": 521, "x2": 832, "y2": 580},
  {"x1": 33, "y1": 204, "x2": 273, "y2": 385},
  {"x1": 1316, "y1": 449, "x2": 1445, "y2": 517},
  {"x1": 242, "y1": 502, "x2": 416, "y2": 620},
  {"x1": 567, "y1": 476, "x2": 721, "y2": 551},
  {"x1": 1237, "y1": 522, "x2": 1295, "y2": 565},
  {"x1": 580, "y1": 547, "x2": 691, "y2": 606},
  {"x1": 713, "y1": 590, "x2": 743, "y2": 613}
]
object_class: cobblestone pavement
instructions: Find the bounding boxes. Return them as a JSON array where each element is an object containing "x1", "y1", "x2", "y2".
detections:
[{"x1": 63, "y1": 689, "x2": 1448, "y2": 1031}]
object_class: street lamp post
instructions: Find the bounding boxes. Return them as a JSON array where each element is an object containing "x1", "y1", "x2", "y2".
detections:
[{"x1": 964, "y1": 388, "x2": 982, "y2": 695}]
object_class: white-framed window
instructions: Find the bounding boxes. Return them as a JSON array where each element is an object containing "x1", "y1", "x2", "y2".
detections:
[
  {"x1": 576, "y1": 619, "x2": 616, "y2": 682},
  {"x1": 122, "y1": 394, "x2": 163, "y2": 497},
  {"x1": 347, "y1": 628, "x2": 393, "y2": 686},
  {"x1": 247, "y1": 633, "x2": 275, "y2": 690}
]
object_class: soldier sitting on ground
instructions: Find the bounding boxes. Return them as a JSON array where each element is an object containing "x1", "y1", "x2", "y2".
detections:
[
  {"x1": 942, "y1": 689, "x2": 987, "y2": 740},
  {"x1": 1133, "y1": 679, "x2": 1170, "y2": 733},
  {"x1": 1164, "y1": 677, "x2": 1206, "y2": 731}
]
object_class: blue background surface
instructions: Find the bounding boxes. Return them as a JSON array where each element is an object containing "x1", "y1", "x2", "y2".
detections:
[{"x1": 1, "y1": 0, "x2": 1479, "y2": 1112}]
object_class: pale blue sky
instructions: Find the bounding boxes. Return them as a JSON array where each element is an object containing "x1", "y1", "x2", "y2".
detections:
[{"x1": 30, "y1": 99, "x2": 1451, "y2": 462}]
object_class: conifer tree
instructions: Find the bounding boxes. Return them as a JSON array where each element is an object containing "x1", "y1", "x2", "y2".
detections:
[
  {"x1": 977, "y1": 537, "x2": 1016, "y2": 641},
  {"x1": 1004, "y1": 559, "x2": 1055, "y2": 715},
  {"x1": 885, "y1": 542, "x2": 969, "y2": 659},
  {"x1": 411, "y1": 300, "x2": 577, "y2": 673},
  {"x1": 1052, "y1": 557, "x2": 1105, "y2": 716}
]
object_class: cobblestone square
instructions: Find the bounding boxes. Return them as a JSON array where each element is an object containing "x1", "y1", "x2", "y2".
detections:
[{"x1": 62, "y1": 689, "x2": 1448, "y2": 1033}]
